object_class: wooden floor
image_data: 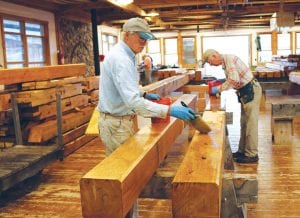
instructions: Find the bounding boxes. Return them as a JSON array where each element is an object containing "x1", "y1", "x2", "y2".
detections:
[{"x1": 1, "y1": 90, "x2": 300, "y2": 217}]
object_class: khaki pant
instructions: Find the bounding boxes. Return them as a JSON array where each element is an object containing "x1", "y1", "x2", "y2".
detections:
[
  {"x1": 99, "y1": 113, "x2": 139, "y2": 217},
  {"x1": 99, "y1": 113, "x2": 136, "y2": 156},
  {"x1": 238, "y1": 80, "x2": 262, "y2": 157}
]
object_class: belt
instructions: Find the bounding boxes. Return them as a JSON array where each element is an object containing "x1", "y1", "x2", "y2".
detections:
[{"x1": 100, "y1": 112, "x2": 136, "y2": 121}]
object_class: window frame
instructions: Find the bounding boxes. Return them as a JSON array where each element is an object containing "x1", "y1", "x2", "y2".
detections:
[
  {"x1": 256, "y1": 32, "x2": 272, "y2": 65},
  {"x1": 181, "y1": 36, "x2": 197, "y2": 68},
  {"x1": 295, "y1": 32, "x2": 300, "y2": 54},
  {"x1": 164, "y1": 37, "x2": 178, "y2": 67},
  {"x1": 146, "y1": 38, "x2": 161, "y2": 66},
  {"x1": 1, "y1": 14, "x2": 50, "y2": 68}
]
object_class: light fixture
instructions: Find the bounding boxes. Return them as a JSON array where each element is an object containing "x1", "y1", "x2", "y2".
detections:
[
  {"x1": 147, "y1": 9, "x2": 159, "y2": 17},
  {"x1": 113, "y1": 0, "x2": 133, "y2": 5}
]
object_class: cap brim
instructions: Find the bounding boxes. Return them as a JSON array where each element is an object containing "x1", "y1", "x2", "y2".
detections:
[{"x1": 138, "y1": 32, "x2": 156, "y2": 40}]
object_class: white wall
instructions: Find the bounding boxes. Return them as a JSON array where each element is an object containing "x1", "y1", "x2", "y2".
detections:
[{"x1": 0, "y1": 1, "x2": 58, "y2": 66}]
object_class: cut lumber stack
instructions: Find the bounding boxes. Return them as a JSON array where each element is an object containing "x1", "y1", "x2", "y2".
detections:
[{"x1": 0, "y1": 64, "x2": 98, "y2": 156}]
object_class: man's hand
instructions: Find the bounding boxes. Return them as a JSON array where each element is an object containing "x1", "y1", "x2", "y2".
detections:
[
  {"x1": 145, "y1": 93, "x2": 160, "y2": 100},
  {"x1": 170, "y1": 106, "x2": 196, "y2": 120}
]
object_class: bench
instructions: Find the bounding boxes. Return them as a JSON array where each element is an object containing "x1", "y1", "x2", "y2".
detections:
[
  {"x1": 80, "y1": 94, "x2": 197, "y2": 217},
  {"x1": 269, "y1": 95, "x2": 300, "y2": 144}
]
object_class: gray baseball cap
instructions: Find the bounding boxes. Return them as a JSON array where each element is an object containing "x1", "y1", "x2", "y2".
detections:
[{"x1": 123, "y1": 17, "x2": 156, "y2": 40}]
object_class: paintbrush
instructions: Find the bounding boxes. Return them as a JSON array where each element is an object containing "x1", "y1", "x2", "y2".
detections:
[{"x1": 181, "y1": 101, "x2": 212, "y2": 134}]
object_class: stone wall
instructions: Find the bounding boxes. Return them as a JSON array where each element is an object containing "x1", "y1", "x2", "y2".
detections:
[{"x1": 58, "y1": 18, "x2": 95, "y2": 76}]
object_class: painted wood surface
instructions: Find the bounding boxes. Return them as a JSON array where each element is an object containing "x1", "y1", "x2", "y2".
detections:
[{"x1": 80, "y1": 94, "x2": 197, "y2": 218}]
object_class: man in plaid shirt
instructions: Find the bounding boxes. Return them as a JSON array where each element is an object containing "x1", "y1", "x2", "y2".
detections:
[{"x1": 203, "y1": 49, "x2": 262, "y2": 163}]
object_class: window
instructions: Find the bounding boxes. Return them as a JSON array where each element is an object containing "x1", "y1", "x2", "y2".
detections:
[
  {"x1": 257, "y1": 33, "x2": 272, "y2": 63},
  {"x1": 277, "y1": 32, "x2": 291, "y2": 56},
  {"x1": 102, "y1": 33, "x2": 117, "y2": 55},
  {"x1": 202, "y1": 35, "x2": 250, "y2": 66},
  {"x1": 2, "y1": 18, "x2": 49, "y2": 68},
  {"x1": 296, "y1": 32, "x2": 300, "y2": 54},
  {"x1": 147, "y1": 39, "x2": 161, "y2": 65},
  {"x1": 164, "y1": 38, "x2": 178, "y2": 66},
  {"x1": 182, "y1": 37, "x2": 196, "y2": 66}
]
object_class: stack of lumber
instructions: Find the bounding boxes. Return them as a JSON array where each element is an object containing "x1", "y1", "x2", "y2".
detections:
[
  {"x1": 253, "y1": 66, "x2": 283, "y2": 79},
  {"x1": 82, "y1": 76, "x2": 100, "y2": 103},
  {"x1": 0, "y1": 64, "x2": 97, "y2": 156},
  {"x1": 253, "y1": 55, "x2": 300, "y2": 81}
]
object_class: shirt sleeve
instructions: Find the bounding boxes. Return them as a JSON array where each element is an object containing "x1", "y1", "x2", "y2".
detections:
[
  {"x1": 113, "y1": 57, "x2": 168, "y2": 118},
  {"x1": 221, "y1": 56, "x2": 243, "y2": 91}
]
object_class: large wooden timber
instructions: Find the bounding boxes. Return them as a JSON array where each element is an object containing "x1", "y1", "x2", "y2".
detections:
[
  {"x1": 172, "y1": 110, "x2": 226, "y2": 218},
  {"x1": 0, "y1": 145, "x2": 59, "y2": 193},
  {"x1": 16, "y1": 83, "x2": 83, "y2": 107},
  {"x1": 85, "y1": 75, "x2": 191, "y2": 136},
  {"x1": 21, "y1": 94, "x2": 89, "y2": 120},
  {"x1": 0, "y1": 64, "x2": 86, "y2": 85},
  {"x1": 28, "y1": 105, "x2": 94, "y2": 143},
  {"x1": 142, "y1": 74, "x2": 190, "y2": 96},
  {"x1": 80, "y1": 94, "x2": 197, "y2": 218}
]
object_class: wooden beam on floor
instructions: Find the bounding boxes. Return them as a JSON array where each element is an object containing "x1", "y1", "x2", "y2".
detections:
[
  {"x1": 80, "y1": 94, "x2": 197, "y2": 218},
  {"x1": 172, "y1": 110, "x2": 226, "y2": 218}
]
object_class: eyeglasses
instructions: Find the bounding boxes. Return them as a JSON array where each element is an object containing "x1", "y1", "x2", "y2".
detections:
[{"x1": 136, "y1": 33, "x2": 148, "y2": 43}]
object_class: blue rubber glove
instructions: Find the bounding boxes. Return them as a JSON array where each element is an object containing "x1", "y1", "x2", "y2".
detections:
[
  {"x1": 145, "y1": 93, "x2": 160, "y2": 100},
  {"x1": 170, "y1": 106, "x2": 196, "y2": 120}
]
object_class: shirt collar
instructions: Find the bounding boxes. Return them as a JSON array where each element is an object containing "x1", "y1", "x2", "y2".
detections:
[{"x1": 120, "y1": 40, "x2": 135, "y2": 61}]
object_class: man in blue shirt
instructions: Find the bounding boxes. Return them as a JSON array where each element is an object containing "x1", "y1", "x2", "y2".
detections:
[{"x1": 98, "y1": 17, "x2": 195, "y2": 217}]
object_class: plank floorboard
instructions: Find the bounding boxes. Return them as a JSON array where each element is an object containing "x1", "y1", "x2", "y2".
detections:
[{"x1": 0, "y1": 90, "x2": 300, "y2": 217}]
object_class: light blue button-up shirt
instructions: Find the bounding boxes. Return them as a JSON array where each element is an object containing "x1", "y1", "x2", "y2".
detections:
[{"x1": 98, "y1": 40, "x2": 168, "y2": 117}]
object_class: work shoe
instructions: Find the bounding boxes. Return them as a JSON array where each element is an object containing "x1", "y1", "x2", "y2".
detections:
[
  {"x1": 236, "y1": 155, "x2": 259, "y2": 163},
  {"x1": 232, "y1": 151, "x2": 244, "y2": 159}
]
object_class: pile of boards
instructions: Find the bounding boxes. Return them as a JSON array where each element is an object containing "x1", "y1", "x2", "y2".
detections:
[{"x1": 0, "y1": 64, "x2": 99, "y2": 156}]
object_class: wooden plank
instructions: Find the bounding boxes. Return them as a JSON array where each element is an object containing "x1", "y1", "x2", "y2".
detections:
[
  {"x1": 22, "y1": 76, "x2": 85, "y2": 90},
  {"x1": 16, "y1": 84, "x2": 83, "y2": 107},
  {"x1": 64, "y1": 134, "x2": 96, "y2": 157},
  {"x1": 0, "y1": 64, "x2": 86, "y2": 85},
  {"x1": 80, "y1": 94, "x2": 197, "y2": 218},
  {"x1": 28, "y1": 105, "x2": 94, "y2": 143},
  {"x1": 62, "y1": 123, "x2": 89, "y2": 145},
  {"x1": 172, "y1": 110, "x2": 226, "y2": 218},
  {"x1": 21, "y1": 94, "x2": 89, "y2": 120}
]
